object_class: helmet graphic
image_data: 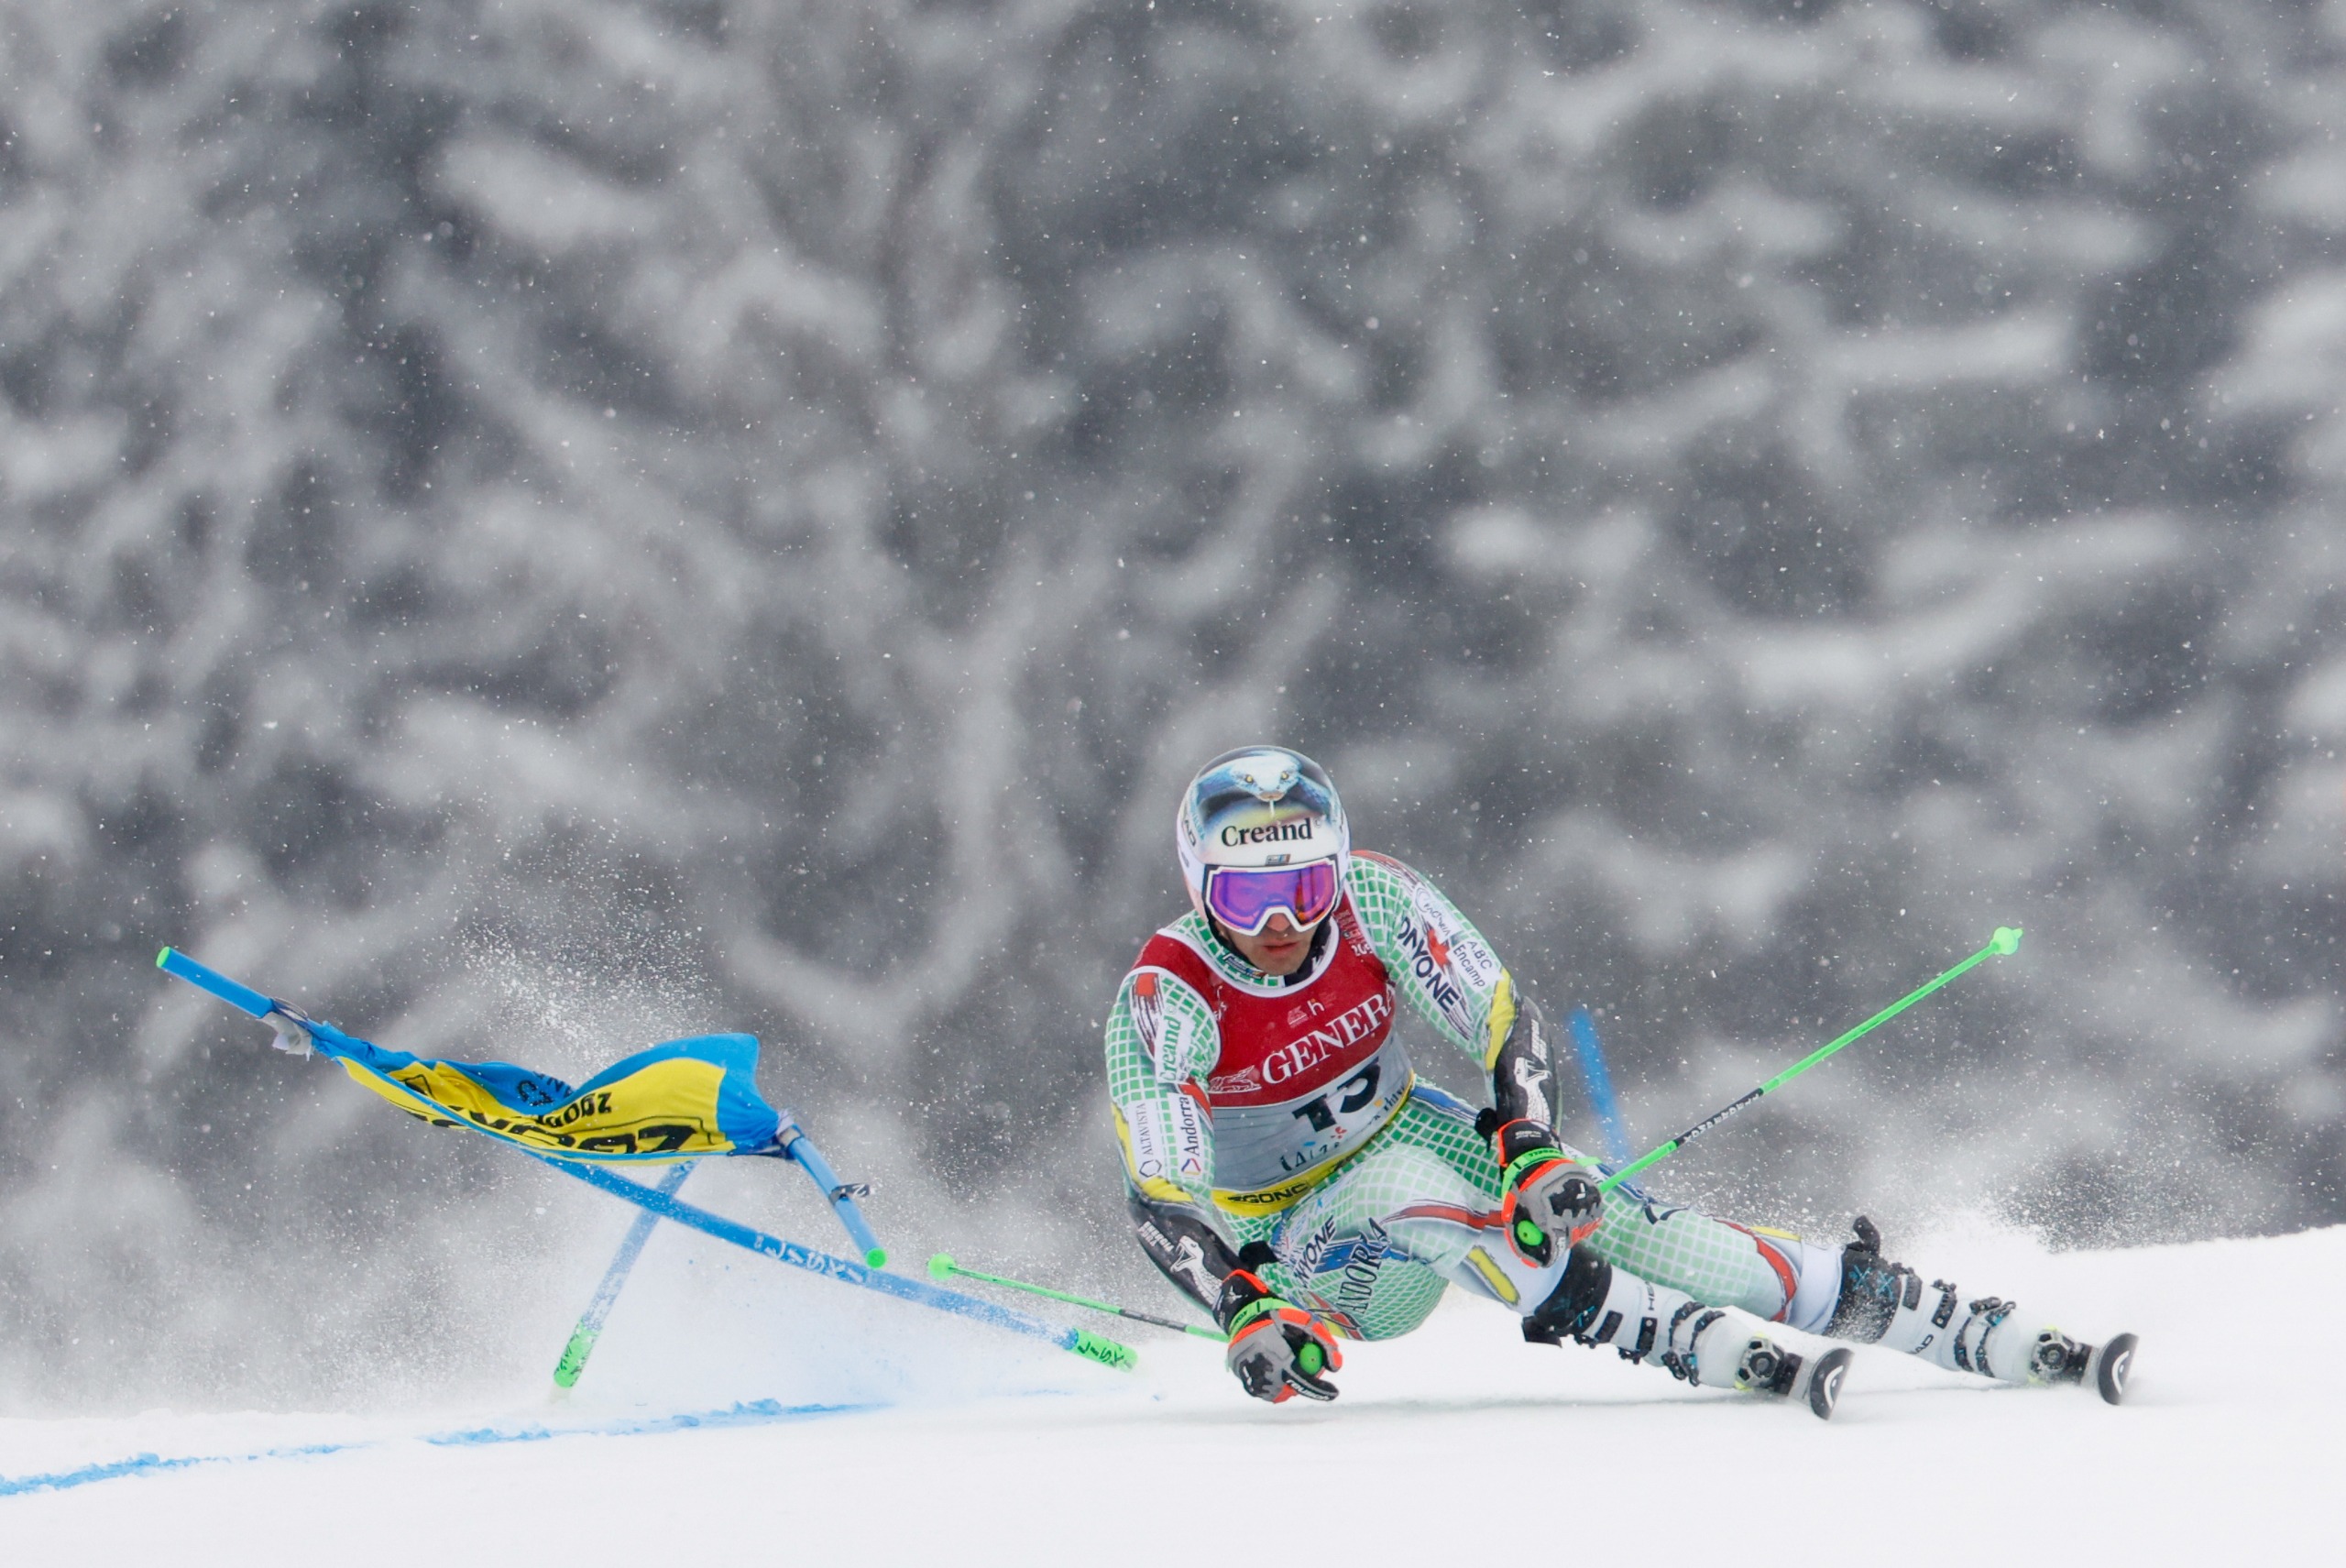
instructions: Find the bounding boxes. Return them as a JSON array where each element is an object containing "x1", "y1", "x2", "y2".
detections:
[{"x1": 1175, "y1": 746, "x2": 1350, "y2": 936}]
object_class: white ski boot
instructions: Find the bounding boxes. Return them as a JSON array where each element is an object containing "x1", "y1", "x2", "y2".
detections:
[
  {"x1": 1668, "y1": 1302, "x2": 1855, "y2": 1420},
  {"x1": 1525, "y1": 1251, "x2": 1853, "y2": 1419},
  {"x1": 1825, "y1": 1217, "x2": 2138, "y2": 1405}
]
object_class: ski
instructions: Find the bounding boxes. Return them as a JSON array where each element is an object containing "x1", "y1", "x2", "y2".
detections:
[
  {"x1": 2092, "y1": 1333, "x2": 2138, "y2": 1405},
  {"x1": 1803, "y1": 1345, "x2": 1856, "y2": 1420},
  {"x1": 1732, "y1": 1335, "x2": 1854, "y2": 1421}
]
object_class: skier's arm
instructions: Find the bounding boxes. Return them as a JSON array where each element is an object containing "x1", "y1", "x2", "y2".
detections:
[
  {"x1": 1106, "y1": 970, "x2": 1346, "y2": 1400},
  {"x1": 1348, "y1": 851, "x2": 1599, "y2": 1263},
  {"x1": 1346, "y1": 850, "x2": 1563, "y2": 1129},
  {"x1": 1104, "y1": 967, "x2": 1241, "y2": 1316}
]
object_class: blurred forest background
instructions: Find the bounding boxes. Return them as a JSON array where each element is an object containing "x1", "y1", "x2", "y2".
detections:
[{"x1": 5, "y1": 0, "x2": 2345, "y2": 1405}]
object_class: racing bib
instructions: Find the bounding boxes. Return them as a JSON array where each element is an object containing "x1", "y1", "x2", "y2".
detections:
[
  {"x1": 1207, "y1": 1031, "x2": 1414, "y2": 1210},
  {"x1": 1132, "y1": 899, "x2": 1413, "y2": 1212}
]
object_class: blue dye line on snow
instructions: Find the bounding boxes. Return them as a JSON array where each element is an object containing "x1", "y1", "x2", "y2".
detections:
[
  {"x1": 0, "y1": 1440, "x2": 366, "y2": 1500},
  {"x1": 0, "y1": 1398, "x2": 878, "y2": 1501},
  {"x1": 423, "y1": 1398, "x2": 877, "y2": 1449}
]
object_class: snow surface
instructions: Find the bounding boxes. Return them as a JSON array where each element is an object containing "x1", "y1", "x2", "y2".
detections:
[{"x1": 2, "y1": 1220, "x2": 2330, "y2": 1564}]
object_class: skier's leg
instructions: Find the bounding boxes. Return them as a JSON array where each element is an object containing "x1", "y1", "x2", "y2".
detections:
[
  {"x1": 1237, "y1": 1113, "x2": 1481, "y2": 1344},
  {"x1": 1578, "y1": 1175, "x2": 1846, "y2": 1329},
  {"x1": 1255, "y1": 1089, "x2": 1572, "y2": 1330},
  {"x1": 1821, "y1": 1217, "x2": 2137, "y2": 1402},
  {"x1": 1509, "y1": 1243, "x2": 1849, "y2": 1413},
  {"x1": 1584, "y1": 1179, "x2": 2135, "y2": 1404},
  {"x1": 1263, "y1": 1088, "x2": 1849, "y2": 1413}
]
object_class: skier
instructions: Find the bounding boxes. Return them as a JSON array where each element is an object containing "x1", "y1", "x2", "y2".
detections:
[{"x1": 1106, "y1": 746, "x2": 2136, "y2": 1415}]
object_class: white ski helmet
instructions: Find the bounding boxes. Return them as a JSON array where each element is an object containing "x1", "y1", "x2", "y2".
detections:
[{"x1": 1175, "y1": 746, "x2": 1350, "y2": 935}]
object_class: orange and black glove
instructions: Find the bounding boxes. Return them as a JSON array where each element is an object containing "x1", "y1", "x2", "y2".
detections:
[
  {"x1": 1483, "y1": 1113, "x2": 1604, "y2": 1267},
  {"x1": 1217, "y1": 1267, "x2": 1343, "y2": 1403}
]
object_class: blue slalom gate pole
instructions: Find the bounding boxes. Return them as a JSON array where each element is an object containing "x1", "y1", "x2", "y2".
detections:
[
  {"x1": 1567, "y1": 1006, "x2": 1634, "y2": 1165},
  {"x1": 769, "y1": 1114, "x2": 886, "y2": 1268},
  {"x1": 541, "y1": 1158, "x2": 1134, "y2": 1369},
  {"x1": 554, "y1": 1160, "x2": 696, "y2": 1389},
  {"x1": 159, "y1": 946, "x2": 280, "y2": 1022},
  {"x1": 554, "y1": 1121, "x2": 884, "y2": 1386}
]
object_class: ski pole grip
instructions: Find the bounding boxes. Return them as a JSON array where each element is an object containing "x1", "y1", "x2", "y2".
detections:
[{"x1": 157, "y1": 947, "x2": 278, "y2": 1020}]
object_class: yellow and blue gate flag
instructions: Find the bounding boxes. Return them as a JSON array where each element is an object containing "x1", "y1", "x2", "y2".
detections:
[
  {"x1": 317, "y1": 1028, "x2": 783, "y2": 1162},
  {"x1": 157, "y1": 944, "x2": 779, "y2": 1162},
  {"x1": 156, "y1": 946, "x2": 1135, "y2": 1368}
]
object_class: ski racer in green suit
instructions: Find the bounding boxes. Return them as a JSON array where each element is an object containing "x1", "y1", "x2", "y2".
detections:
[{"x1": 1105, "y1": 746, "x2": 2136, "y2": 1415}]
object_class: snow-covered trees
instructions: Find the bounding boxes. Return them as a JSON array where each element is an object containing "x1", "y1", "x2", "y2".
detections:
[{"x1": 1, "y1": 0, "x2": 2340, "y2": 1396}]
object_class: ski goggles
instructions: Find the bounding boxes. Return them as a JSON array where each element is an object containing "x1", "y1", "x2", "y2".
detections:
[{"x1": 1204, "y1": 861, "x2": 1341, "y2": 937}]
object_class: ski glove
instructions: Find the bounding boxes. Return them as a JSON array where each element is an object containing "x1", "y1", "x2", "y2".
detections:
[
  {"x1": 1485, "y1": 1115, "x2": 1602, "y2": 1267},
  {"x1": 1217, "y1": 1268, "x2": 1343, "y2": 1404}
]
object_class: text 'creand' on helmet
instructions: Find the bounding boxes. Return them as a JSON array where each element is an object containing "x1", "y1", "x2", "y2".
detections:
[{"x1": 1175, "y1": 746, "x2": 1351, "y2": 919}]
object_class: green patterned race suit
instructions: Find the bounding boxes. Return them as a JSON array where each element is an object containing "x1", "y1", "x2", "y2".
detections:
[{"x1": 1106, "y1": 852, "x2": 1818, "y2": 1341}]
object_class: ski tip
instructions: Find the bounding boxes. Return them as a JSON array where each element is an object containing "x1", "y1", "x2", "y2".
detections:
[
  {"x1": 2095, "y1": 1332, "x2": 2139, "y2": 1405},
  {"x1": 1808, "y1": 1345, "x2": 1856, "y2": 1420},
  {"x1": 864, "y1": 1246, "x2": 888, "y2": 1269},
  {"x1": 1990, "y1": 927, "x2": 2023, "y2": 956},
  {"x1": 926, "y1": 1253, "x2": 955, "y2": 1281},
  {"x1": 156, "y1": 945, "x2": 174, "y2": 970}
]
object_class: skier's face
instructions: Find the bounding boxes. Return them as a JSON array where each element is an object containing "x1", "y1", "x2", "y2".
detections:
[{"x1": 1217, "y1": 911, "x2": 1319, "y2": 976}]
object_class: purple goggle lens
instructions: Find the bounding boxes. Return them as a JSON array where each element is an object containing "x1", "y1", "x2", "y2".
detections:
[{"x1": 1205, "y1": 861, "x2": 1340, "y2": 937}]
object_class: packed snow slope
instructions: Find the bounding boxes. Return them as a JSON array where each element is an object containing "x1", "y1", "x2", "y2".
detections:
[{"x1": 2, "y1": 1220, "x2": 2329, "y2": 1564}]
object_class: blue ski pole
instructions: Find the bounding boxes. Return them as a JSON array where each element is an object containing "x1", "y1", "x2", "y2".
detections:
[
  {"x1": 553, "y1": 1160, "x2": 696, "y2": 1389},
  {"x1": 1567, "y1": 1006, "x2": 1634, "y2": 1165}
]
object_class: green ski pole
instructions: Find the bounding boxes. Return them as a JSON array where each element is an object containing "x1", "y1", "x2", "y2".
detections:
[
  {"x1": 929, "y1": 1255, "x2": 1226, "y2": 1342},
  {"x1": 1595, "y1": 926, "x2": 2023, "y2": 1198}
]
